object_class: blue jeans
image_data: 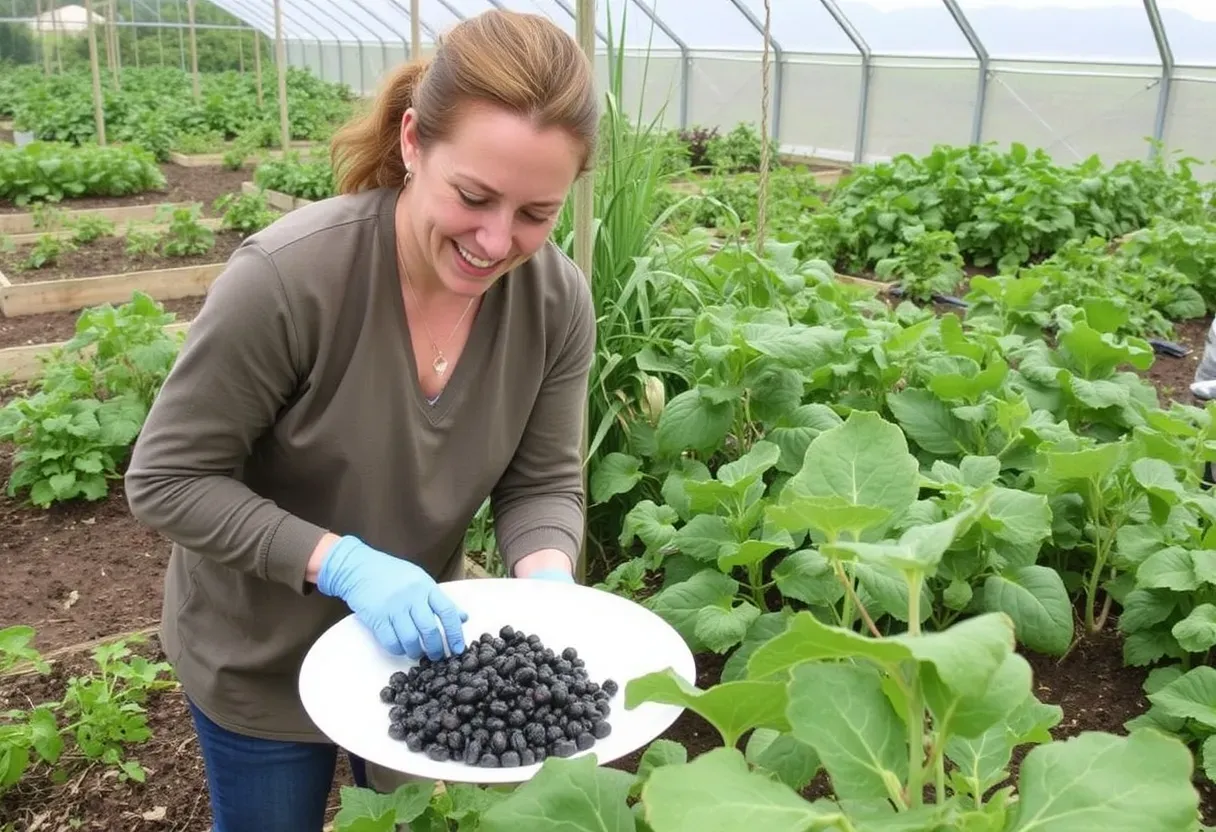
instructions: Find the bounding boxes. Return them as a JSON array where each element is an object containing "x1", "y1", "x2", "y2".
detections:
[{"x1": 187, "y1": 698, "x2": 369, "y2": 832}]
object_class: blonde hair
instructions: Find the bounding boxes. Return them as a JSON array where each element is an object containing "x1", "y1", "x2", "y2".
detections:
[{"x1": 330, "y1": 9, "x2": 598, "y2": 195}]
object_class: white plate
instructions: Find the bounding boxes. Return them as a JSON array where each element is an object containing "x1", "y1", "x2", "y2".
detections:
[{"x1": 298, "y1": 578, "x2": 696, "y2": 784}]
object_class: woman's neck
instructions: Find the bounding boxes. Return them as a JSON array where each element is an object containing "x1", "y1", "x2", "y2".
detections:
[{"x1": 393, "y1": 189, "x2": 447, "y2": 304}]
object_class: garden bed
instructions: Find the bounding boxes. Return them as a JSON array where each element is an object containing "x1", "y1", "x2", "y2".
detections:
[
  {"x1": 241, "y1": 180, "x2": 314, "y2": 211},
  {"x1": 0, "y1": 296, "x2": 203, "y2": 351},
  {"x1": 0, "y1": 231, "x2": 240, "y2": 316},
  {"x1": 168, "y1": 139, "x2": 320, "y2": 168},
  {"x1": 0, "y1": 230, "x2": 242, "y2": 285},
  {"x1": 0, "y1": 444, "x2": 168, "y2": 653},
  {"x1": 0, "y1": 164, "x2": 250, "y2": 217}
]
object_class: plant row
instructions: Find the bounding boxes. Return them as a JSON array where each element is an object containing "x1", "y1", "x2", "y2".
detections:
[
  {"x1": 0, "y1": 625, "x2": 176, "y2": 794},
  {"x1": 0, "y1": 193, "x2": 279, "y2": 270},
  {"x1": 0, "y1": 63, "x2": 355, "y2": 162},
  {"x1": 0, "y1": 141, "x2": 164, "y2": 206}
]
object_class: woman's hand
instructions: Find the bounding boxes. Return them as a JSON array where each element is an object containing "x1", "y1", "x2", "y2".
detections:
[
  {"x1": 314, "y1": 535, "x2": 468, "y2": 660},
  {"x1": 514, "y1": 548, "x2": 575, "y2": 583}
]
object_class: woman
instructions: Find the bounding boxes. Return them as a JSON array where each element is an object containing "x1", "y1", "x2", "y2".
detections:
[{"x1": 124, "y1": 9, "x2": 598, "y2": 830}]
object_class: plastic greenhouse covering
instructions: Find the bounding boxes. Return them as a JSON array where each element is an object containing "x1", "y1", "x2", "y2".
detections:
[{"x1": 9, "y1": 1, "x2": 1216, "y2": 174}]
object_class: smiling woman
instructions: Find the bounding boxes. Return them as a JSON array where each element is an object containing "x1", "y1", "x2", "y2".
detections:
[{"x1": 121, "y1": 9, "x2": 599, "y2": 832}]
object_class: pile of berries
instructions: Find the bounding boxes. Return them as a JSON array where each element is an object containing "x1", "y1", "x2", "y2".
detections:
[{"x1": 379, "y1": 625, "x2": 619, "y2": 767}]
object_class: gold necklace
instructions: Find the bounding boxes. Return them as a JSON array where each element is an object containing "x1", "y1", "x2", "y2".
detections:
[{"x1": 398, "y1": 242, "x2": 476, "y2": 378}]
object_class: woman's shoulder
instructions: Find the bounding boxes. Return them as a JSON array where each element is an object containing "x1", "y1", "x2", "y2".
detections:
[
  {"x1": 243, "y1": 187, "x2": 395, "y2": 262},
  {"x1": 510, "y1": 240, "x2": 592, "y2": 319}
]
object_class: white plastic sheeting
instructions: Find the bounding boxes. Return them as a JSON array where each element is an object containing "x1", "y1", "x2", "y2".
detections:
[{"x1": 200, "y1": 0, "x2": 1216, "y2": 173}]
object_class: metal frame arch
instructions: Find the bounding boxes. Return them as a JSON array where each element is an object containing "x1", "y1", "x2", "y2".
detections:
[
  {"x1": 941, "y1": 0, "x2": 988, "y2": 146},
  {"x1": 724, "y1": 0, "x2": 784, "y2": 141},
  {"x1": 819, "y1": 0, "x2": 871, "y2": 164},
  {"x1": 292, "y1": 0, "x2": 371, "y2": 92},
  {"x1": 628, "y1": 0, "x2": 689, "y2": 127},
  {"x1": 1143, "y1": 0, "x2": 1174, "y2": 158},
  {"x1": 222, "y1": 0, "x2": 332, "y2": 83}
]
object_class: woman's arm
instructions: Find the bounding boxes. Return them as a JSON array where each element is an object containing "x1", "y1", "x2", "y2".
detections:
[
  {"x1": 491, "y1": 263, "x2": 596, "y2": 579},
  {"x1": 124, "y1": 243, "x2": 331, "y2": 594}
]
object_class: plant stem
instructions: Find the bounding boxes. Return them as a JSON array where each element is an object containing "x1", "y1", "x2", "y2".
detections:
[
  {"x1": 1084, "y1": 501, "x2": 1114, "y2": 633},
  {"x1": 748, "y1": 563, "x2": 768, "y2": 612},
  {"x1": 905, "y1": 571, "x2": 925, "y2": 809},
  {"x1": 833, "y1": 561, "x2": 881, "y2": 638}
]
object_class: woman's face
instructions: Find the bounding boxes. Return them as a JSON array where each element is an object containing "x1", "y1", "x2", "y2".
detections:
[{"x1": 399, "y1": 102, "x2": 585, "y2": 298}]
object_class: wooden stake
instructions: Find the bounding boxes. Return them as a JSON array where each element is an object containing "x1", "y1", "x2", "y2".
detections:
[
  {"x1": 573, "y1": 0, "x2": 595, "y2": 587},
  {"x1": 187, "y1": 0, "x2": 199, "y2": 99},
  {"x1": 36, "y1": 0, "x2": 50, "y2": 76},
  {"x1": 101, "y1": 0, "x2": 114, "y2": 80},
  {"x1": 84, "y1": 0, "x2": 106, "y2": 145},
  {"x1": 274, "y1": 0, "x2": 290, "y2": 152},
  {"x1": 254, "y1": 30, "x2": 263, "y2": 107},
  {"x1": 109, "y1": 0, "x2": 120, "y2": 82},
  {"x1": 410, "y1": 0, "x2": 420, "y2": 59}
]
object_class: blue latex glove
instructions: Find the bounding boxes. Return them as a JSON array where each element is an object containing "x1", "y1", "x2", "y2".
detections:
[
  {"x1": 525, "y1": 568, "x2": 575, "y2": 583},
  {"x1": 316, "y1": 535, "x2": 467, "y2": 660}
]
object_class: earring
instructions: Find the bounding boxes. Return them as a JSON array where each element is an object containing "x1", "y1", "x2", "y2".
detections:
[{"x1": 403, "y1": 164, "x2": 413, "y2": 186}]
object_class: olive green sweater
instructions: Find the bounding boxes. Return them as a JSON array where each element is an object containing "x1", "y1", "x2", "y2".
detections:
[{"x1": 124, "y1": 186, "x2": 594, "y2": 742}]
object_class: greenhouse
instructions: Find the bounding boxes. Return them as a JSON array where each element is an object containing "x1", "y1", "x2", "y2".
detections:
[{"x1": 3, "y1": 1, "x2": 1216, "y2": 830}]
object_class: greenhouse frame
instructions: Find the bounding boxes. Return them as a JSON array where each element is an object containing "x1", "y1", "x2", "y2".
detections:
[{"x1": 5, "y1": 0, "x2": 1212, "y2": 173}]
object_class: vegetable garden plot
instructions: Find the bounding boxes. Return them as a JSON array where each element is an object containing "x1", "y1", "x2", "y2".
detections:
[
  {"x1": 0, "y1": 296, "x2": 203, "y2": 351},
  {"x1": 0, "y1": 163, "x2": 249, "y2": 218},
  {"x1": 0, "y1": 229, "x2": 242, "y2": 284}
]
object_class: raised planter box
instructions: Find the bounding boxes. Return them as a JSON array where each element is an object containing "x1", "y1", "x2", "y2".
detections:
[
  {"x1": 0, "y1": 322, "x2": 192, "y2": 382},
  {"x1": 170, "y1": 140, "x2": 319, "y2": 168},
  {"x1": 241, "y1": 181, "x2": 316, "y2": 212},
  {"x1": 7, "y1": 216, "x2": 223, "y2": 247},
  {"x1": 0, "y1": 262, "x2": 224, "y2": 317},
  {"x1": 0, "y1": 202, "x2": 195, "y2": 236}
]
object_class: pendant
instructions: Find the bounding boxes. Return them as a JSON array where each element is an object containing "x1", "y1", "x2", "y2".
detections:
[{"x1": 433, "y1": 354, "x2": 449, "y2": 377}]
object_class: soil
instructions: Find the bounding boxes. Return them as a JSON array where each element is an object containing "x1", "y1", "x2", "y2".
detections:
[
  {"x1": 0, "y1": 635, "x2": 357, "y2": 832},
  {"x1": 1146, "y1": 313, "x2": 1211, "y2": 407},
  {"x1": 0, "y1": 444, "x2": 169, "y2": 655},
  {"x1": 0, "y1": 296, "x2": 204, "y2": 350},
  {"x1": 0, "y1": 163, "x2": 250, "y2": 216},
  {"x1": 1, "y1": 230, "x2": 244, "y2": 284}
]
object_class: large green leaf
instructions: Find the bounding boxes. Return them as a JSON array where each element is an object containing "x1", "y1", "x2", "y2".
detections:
[
  {"x1": 642, "y1": 747, "x2": 842, "y2": 832},
  {"x1": 1005, "y1": 730, "x2": 1198, "y2": 831},
  {"x1": 979, "y1": 566, "x2": 1074, "y2": 656},
  {"x1": 625, "y1": 668, "x2": 790, "y2": 749},
  {"x1": 479, "y1": 755, "x2": 636, "y2": 832},
  {"x1": 781, "y1": 410, "x2": 919, "y2": 539},
  {"x1": 786, "y1": 663, "x2": 906, "y2": 802}
]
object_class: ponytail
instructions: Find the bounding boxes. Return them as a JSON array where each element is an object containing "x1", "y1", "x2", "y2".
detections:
[{"x1": 330, "y1": 60, "x2": 429, "y2": 195}]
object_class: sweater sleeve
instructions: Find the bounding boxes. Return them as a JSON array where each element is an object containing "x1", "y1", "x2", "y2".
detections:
[
  {"x1": 491, "y1": 265, "x2": 596, "y2": 576},
  {"x1": 124, "y1": 242, "x2": 329, "y2": 594}
]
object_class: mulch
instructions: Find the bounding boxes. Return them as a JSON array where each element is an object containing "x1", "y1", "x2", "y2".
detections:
[{"x1": 0, "y1": 164, "x2": 251, "y2": 216}]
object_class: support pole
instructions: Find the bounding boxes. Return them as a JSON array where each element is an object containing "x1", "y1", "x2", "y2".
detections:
[
  {"x1": 188, "y1": 0, "x2": 199, "y2": 99},
  {"x1": 1143, "y1": 0, "x2": 1174, "y2": 158},
  {"x1": 254, "y1": 29, "x2": 263, "y2": 106},
  {"x1": 411, "y1": 0, "x2": 420, "y2": 58},
  {"x1": 84, "y1": 0, "x2": 106, "y2": 145},
  {"x1": 942, "y1": 0, "x2": 988, "y2": 146},
  {"x1": 574, "y1": 0, "x2": 596, "y2": 586},
  {"x1": 36, "y1": 0, "x2": 49, "y2": 76},
  {"x1": 274, "y1": 0, "x2": 291, "y2": 153},
  {"x1": 756, "y1": 0, "x2": 771, "y2": 254},
  {"x1": 820, "y1": 0, "x2": 871, "y2": 164}
]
